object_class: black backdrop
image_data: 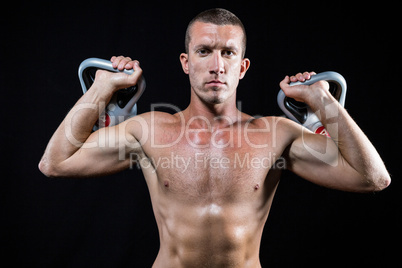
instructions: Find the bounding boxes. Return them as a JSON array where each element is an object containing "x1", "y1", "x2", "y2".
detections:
[{"x1": 1, "y1": 1, "x2": 400, "y2": 267}]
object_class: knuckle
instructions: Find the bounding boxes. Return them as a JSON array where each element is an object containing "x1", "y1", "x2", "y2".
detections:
[{"x1": 135, "y1": 68, "x2": 143, "y2": 78}]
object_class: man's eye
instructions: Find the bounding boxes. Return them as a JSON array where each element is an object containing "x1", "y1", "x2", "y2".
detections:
[
  {"x1": 197, "y1": 49, "x2": 209, "y2": 55},
  {"x1": 223, "y1": 51, "x2": 235, "y2": 57}
]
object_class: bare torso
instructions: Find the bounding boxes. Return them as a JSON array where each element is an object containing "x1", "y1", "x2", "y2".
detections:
[{"x1": 136, "y1": 111, "x2": 289, "y2": 267}]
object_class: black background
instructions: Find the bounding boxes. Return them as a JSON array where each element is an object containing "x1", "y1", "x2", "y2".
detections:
[{"x1": 1, "y1": 1, "x2": 400, "y2": 267}]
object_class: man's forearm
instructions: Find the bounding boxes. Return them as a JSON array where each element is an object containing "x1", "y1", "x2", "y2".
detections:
[
  {"x1": 39, "y1": 84, "x2": 112, "y2": 175},
  {"x1": 310, "y1": 89, "x2": 390, "y2": 189}
]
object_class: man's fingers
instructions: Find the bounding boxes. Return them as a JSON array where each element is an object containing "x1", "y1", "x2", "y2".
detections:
[
  {"x1": 123, "y1": 60, "x2": 140, "y2": 70},
  {"x1": 296, "y1": 73, "x2": 306, "y2": 82},
  {"x1": 303, "y1": 72, "x2": 311, "y2": 80},
  {"x1": 130, "y1": 61, "x2": 142, "y2": 79},
  {"x1": 110, "y1": 56, "x2": 131, "y2": 71},
  {"x1": 290, "y1": 73, "x2": 306, "y2": 82},
  {"x1": 117, "y1": 57, "x2": 132, "y2": 70},
  {"x1": 290, "y1": 71, "x2": 316, "y2": 83},
  {"x1": 111, "y1": 55, "x2": 138, "y2": 71},
  {"x1": 281, "y1": 75, "x2": 290, "y2": 85},
  {"x1": 111, "y1": 55, "x2": 122, "y2": 68},
  {"x1": 107, "y1": 56, "x2": 143, "y2": 89}
]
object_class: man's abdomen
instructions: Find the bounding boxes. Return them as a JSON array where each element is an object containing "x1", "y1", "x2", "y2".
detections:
[{"x1": 153, "y1": 203, "x2": 265, "y2": 268}]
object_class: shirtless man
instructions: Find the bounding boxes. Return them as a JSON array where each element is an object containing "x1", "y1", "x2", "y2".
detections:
[{"x1": 39, "y1": 8, "x2": 390, "y2": 268}]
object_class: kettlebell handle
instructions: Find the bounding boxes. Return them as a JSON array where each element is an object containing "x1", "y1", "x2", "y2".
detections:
[
  {"x1": 78, "y1": 57, "x2": 146, "y2": 104},
  {"x1": 77, "y1": 58, "x2": 146, "y2": 131},
  {"x1": 277, "y1": 71, "x2": 347, "y2": 124}
]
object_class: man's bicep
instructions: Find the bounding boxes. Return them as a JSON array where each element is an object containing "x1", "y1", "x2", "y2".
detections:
[
  {"x1": 286, "y1": 131, "x2": 370, "y2": 192},
  {"x1": 59, "y1": 121, "x2": 142, "y2": 177}
]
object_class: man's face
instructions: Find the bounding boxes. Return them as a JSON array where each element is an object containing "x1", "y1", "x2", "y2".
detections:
[{"x1": 180, "y1": 22, "x2": 250, "y2": 105}]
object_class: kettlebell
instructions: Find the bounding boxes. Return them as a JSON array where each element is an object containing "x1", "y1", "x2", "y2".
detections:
[
  {"x1": 78, "y1": 58, "x2": 146, "y2": 130},
  {"x1": 277, "y1": 71, "x2": 347, "y2": 136}
]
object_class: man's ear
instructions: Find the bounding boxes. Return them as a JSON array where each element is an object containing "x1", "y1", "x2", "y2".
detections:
[
  {"x1": 180, "y1": 53, "x2": 189, "y2": 74},
  {"x1": 239, "y1": 58, "x2": 250, "y2": 79}
]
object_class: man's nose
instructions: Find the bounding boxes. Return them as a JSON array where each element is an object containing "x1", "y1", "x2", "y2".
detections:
[{"x1": 209, "y1": 52, "x2": 225, "y2": 75}]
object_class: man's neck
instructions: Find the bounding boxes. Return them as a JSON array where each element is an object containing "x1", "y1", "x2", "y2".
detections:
[{"x1": 183, "y1": 91, "x2": 242, "y2": 129}]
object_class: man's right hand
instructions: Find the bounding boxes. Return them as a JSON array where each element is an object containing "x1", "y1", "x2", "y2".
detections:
[{"x1": 92, "y1": 55, "x2": 143, "y2": 96}]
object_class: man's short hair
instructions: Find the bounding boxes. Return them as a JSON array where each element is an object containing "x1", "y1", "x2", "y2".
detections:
[{"x1": 185, "y1": 8, "x2": 247, "y2": 58}]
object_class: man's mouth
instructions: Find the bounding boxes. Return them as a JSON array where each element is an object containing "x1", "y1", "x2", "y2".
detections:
[{"x1": 206, "y1": 80, "x2": 225, "y2": 86}]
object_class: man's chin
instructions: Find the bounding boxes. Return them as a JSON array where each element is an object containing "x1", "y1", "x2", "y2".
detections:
[
  {"x1": 194, "y1": 86, "x2": 232, "y2": 105},
  {"x1": 203, "y1": 92, "x2": 227, "y2": 104}
]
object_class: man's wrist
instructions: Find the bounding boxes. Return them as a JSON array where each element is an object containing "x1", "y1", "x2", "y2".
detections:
[
  {"x1": 305, "y1": 84, "x2": 334, "y2": 112},
  {"x1": 89, "y1": 80, "x2": 117, "y2": 101}
]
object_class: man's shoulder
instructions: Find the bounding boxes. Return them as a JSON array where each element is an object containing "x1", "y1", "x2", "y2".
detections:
[
  {"x1": 247, "y1": 115, "x2": 303, "y2": 140},
  {"x1": 244, "y1": 115, "x2": 294, "y2": 128},
  {"x1": 135, "y1": 111, "x2": 183, "y2": 126}
]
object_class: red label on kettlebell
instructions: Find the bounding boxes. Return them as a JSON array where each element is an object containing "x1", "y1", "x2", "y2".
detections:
[
  {"x1": 96, "y1": 113, "x2": 111, "y2": 128},
  {"x1": 315, "y1": 126, "x2": 330, "y2": 137}
]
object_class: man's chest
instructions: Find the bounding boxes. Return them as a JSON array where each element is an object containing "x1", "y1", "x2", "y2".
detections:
[
  {"x1": 140, "y1": 118, "x2": 287, "y2": 200},
  {"x1": 146, "y1": 141, "x2": 284, "y2": 201}
]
